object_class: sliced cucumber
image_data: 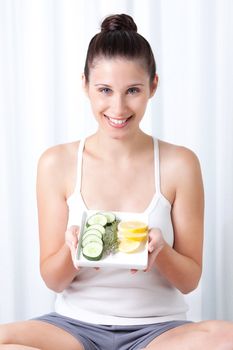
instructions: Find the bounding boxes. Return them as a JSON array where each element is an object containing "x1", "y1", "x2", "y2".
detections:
[
  {"x1": 82, "y1": 229, "x2": 103, "y2": 240},
  {"x1": 81, "y1": 211, "x2": 118, "y2": 261},
  {"x1": 101, "y1": 212, "x2": 116, "y2": 224},
  {"x1": 87, "y1": 214, "x2": 107, "y2": 227},
  {"x1": 82, "y1": 234, "x2": 103, "y2": 247},
  {"x1": 84, "y1": 224, "x2": 105, "y2": 235},
  {"x1": 82, "y1": 242, "x2": 103, "y2": 261}
]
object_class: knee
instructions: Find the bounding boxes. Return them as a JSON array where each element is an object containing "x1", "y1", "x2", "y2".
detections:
[
  {"x1": 0, "y1": 324, "x2": 10, "y2": 344},
  {"x1": 202, "y1": 320, "x2": 233, "y2": 350}
]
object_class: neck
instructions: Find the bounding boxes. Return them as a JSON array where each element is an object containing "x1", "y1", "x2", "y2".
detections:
[{"x1": 86, "y1": 129, "x2": 152, "y2": 162}]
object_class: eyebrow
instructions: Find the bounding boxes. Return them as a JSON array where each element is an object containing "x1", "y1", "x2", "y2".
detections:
[{"x1": 94, "y1": 83, "x2": 145, "y2": 87}]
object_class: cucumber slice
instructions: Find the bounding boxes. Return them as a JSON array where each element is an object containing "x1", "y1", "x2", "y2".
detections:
[
  {"x1": 84, "y1": 224, "x2": 105, "y2": 235},
  {"x1": 87, "y1": 214, "x2": 107, "y2": 227},
  {"x1": 82, "y1": 234, "x2": 103, "y2": 247},
  {"x1": 101, "y1": 212, "x2": 116, "y2": 224},
  {"x1": 82, "y1": 229, "x2": 103, "y2": 240},
  {"x1": 82, "y1": 242, "x2": 103, "y2": 261}
]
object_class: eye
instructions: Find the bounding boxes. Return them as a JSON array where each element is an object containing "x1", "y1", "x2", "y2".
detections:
[
  {"x1": 99, "y1": 87, "x2": 112, "y2": 95},
  {"x1": 127, "y1": 87, "x2": 140, "y2": 95}
]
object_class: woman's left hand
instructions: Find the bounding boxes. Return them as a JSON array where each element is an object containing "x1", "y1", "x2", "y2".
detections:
[
  {"x1": 144, "y1": 228, "x2": 165, "y2": 272},
  {"x1": 131, "y1": 228, "x2": 165, "y2": 274}
]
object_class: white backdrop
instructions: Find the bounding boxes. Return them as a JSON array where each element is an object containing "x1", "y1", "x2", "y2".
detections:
[{"x1": 0, "y1": 0, "x2": 233, "y2": 323}]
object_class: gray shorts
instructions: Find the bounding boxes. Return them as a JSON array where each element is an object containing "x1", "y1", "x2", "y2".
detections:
[{"x1": 33, "y1": 312, "x2": 191, "y2": 350}]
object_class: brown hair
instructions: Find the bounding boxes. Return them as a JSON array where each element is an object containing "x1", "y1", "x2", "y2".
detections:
[{"x1": 84, "y1": 14, "x2": 156, "y2": 84}]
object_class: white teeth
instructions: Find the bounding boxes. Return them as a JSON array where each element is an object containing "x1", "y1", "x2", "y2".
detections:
[{"x1": 109, "y1": 117, "x2": 128, "y2": 125}]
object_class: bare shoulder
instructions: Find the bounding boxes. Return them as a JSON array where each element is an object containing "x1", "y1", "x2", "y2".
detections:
[
  {"x1": 158, "y1": 140, "x2": 203, "y2": 203},
  {"x1": 37, "y1": 141, "x2": 80, "y2": 197},
  {"x1": 38, "y1": 141, "x2": 79, "y2": 168},
  {"x1": 159, "y1": 139, "x2": 202, "y2": 173}
]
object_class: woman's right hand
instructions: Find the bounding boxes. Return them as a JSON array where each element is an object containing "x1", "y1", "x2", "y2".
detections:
[
  {"x1": 66, "y1": 225, "x2": 100, "y2": 272},
  {"x1": 65, "y1": 225, "x2": 80, "y2": 269}
]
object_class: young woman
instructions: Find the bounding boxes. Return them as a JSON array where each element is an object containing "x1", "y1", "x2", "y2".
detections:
[{"x1": 1, "y1": 13, "x2": 233, "y2": 350}]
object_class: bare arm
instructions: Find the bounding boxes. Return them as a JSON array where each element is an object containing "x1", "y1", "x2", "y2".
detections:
[
  {"x1": 36, "y1": 144, "x2": 78, "y2": 293},
  {"x1": 148, "y1": 146, "x2": 204, "y2": 294}
]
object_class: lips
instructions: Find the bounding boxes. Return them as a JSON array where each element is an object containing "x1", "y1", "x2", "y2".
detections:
[{"x1": 104, "y1": 115, "x2": 132, "y2": 128}]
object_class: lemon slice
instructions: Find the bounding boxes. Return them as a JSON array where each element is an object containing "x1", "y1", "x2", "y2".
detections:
[
  {"x1": 123, "y1": 232, "x2": 148, "y2": 241},
  {"x1": 118, "y1": 230, "x2": 147, "y2": 242},
  {"x1": 118, "y1": 221, "x2": 148, "y2": 234},
  {"x1": 118, "y1": 239, "x2": 141, "y2": 253}
]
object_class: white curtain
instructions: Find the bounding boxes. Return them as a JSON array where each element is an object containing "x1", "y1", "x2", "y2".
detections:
[{"x1": 0, "y1": 0, "x2": 233, "y2": 323}]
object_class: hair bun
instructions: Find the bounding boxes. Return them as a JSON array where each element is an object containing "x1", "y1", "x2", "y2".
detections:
[{"x1": 101, "y1": 14, "x2": 137, "y2": 32}]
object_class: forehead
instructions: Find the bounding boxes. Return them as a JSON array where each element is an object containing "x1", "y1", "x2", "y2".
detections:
[{"x1": 89, "y1": 57, "x2": 149, "y2": 85}]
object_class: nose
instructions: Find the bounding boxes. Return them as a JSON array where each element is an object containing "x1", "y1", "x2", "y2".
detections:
[{"x1": 111, "y1": 93, "x2": 127, "y2": 117}]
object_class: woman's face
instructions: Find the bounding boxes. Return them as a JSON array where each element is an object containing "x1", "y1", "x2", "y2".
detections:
[{"x1": 83, "y1": 57, "x2": 157, "y2": 139}]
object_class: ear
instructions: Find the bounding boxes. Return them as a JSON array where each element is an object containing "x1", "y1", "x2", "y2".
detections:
[{"x1": 150, "y1": 74, "x2": 159, "y2": 98}]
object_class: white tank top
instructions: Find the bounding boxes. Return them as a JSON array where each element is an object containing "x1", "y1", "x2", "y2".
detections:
[{"x1": 55, "y1": 137, "x2": 188, "y2": 325}]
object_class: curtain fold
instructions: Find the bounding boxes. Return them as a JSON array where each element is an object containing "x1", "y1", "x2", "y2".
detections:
[{"x1": 0, "y1": 0, "x2": 232, "y2": 323}]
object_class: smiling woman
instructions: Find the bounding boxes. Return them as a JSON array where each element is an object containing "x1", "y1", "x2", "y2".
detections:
[
  {"x1": 82, "y1": 58, "x2": 157, "y2": 136},
  {"x1": 1, "y1": 12, "x2": 233, "y2": 350}
]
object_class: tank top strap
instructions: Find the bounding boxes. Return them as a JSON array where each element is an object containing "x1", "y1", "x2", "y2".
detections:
[
  {"x1": 153, "y1": 137, "x2": 161, "y2": 194},
  {"x1": 76, "y1": 138, "x2": 85, "y2": 192}
]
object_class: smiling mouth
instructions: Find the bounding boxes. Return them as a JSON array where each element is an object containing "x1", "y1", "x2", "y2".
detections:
[{"x1": 104, "y1": 115, "x2": 133, "y2": 127}]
